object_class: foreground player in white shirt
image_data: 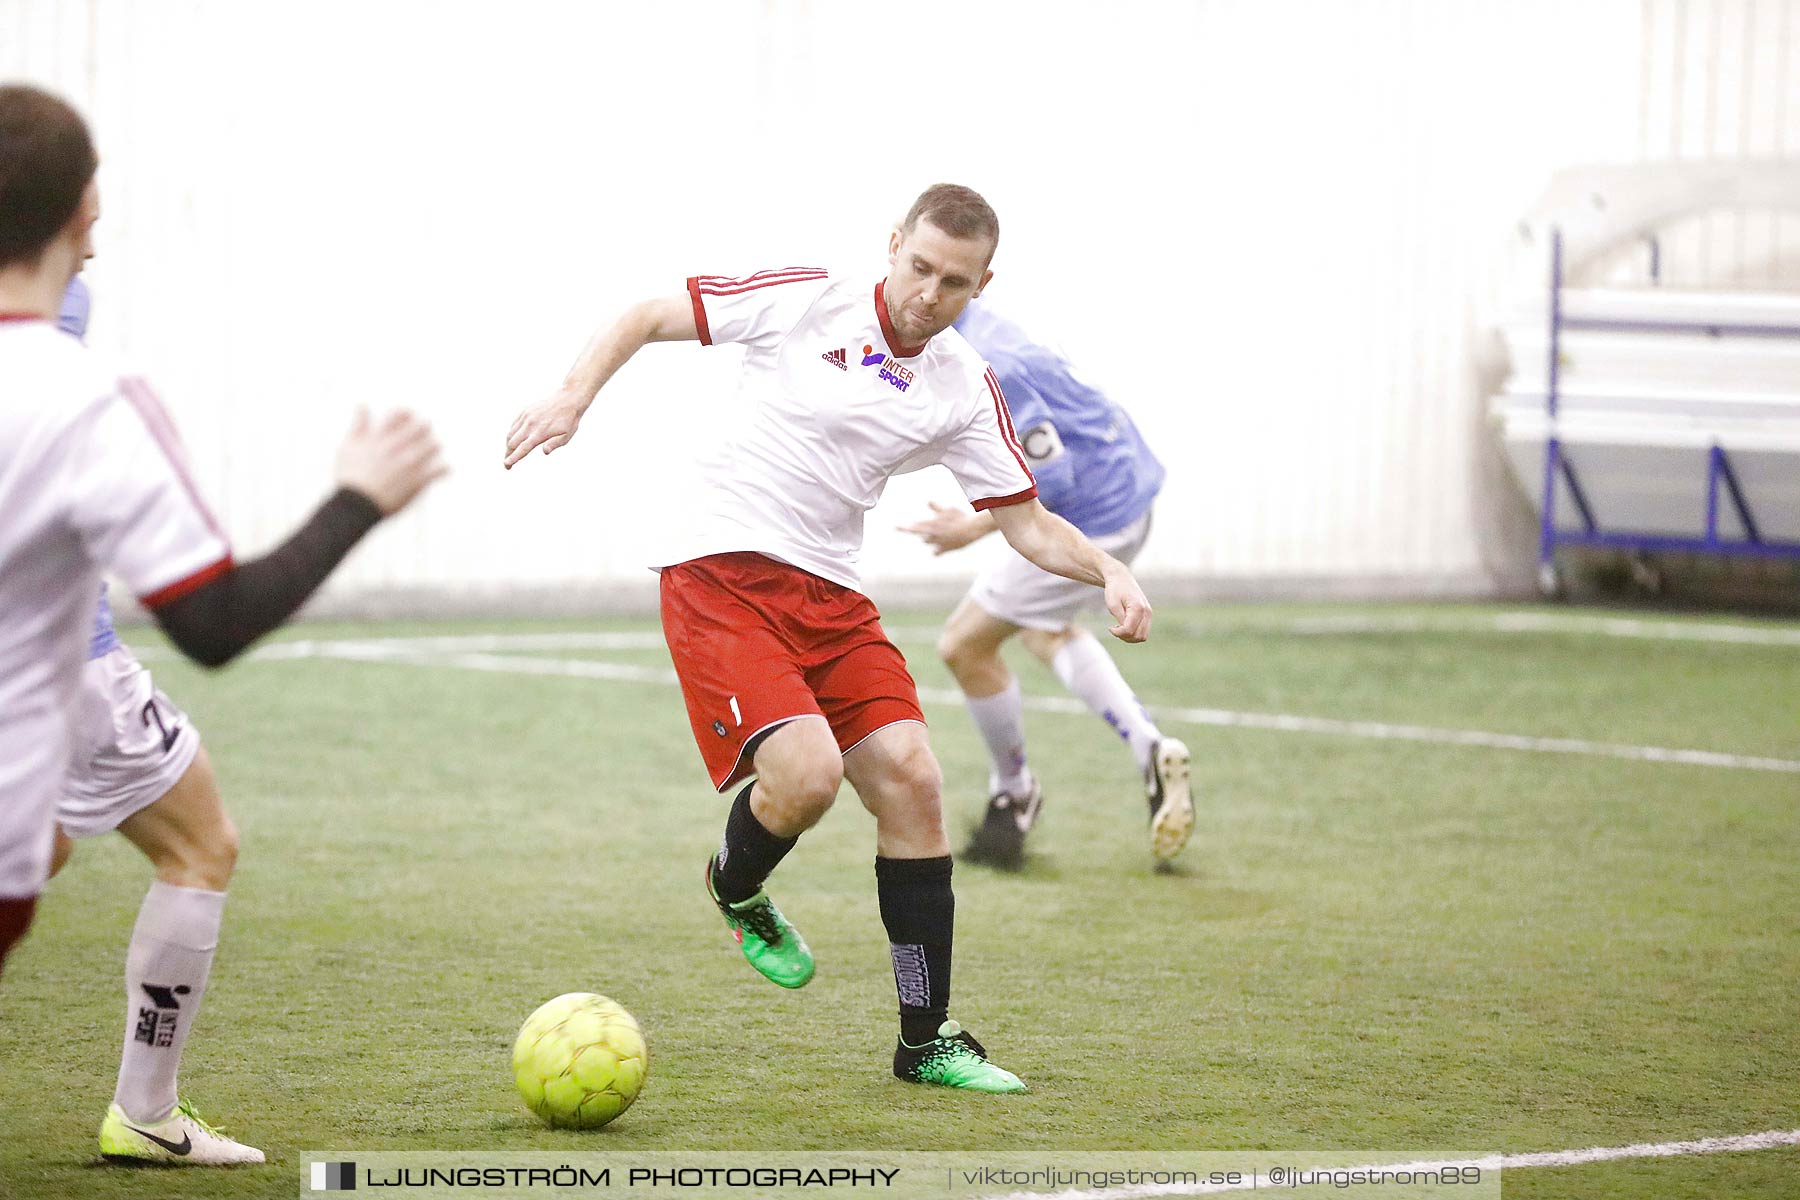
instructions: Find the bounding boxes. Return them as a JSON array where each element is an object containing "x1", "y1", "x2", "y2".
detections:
[
  {"x1": 49, "y1": 277, "x2": 276, "y2": 1166},
  {"x1": 506, "y1": 184, "x2": 1154, "y2": 1093},
  {"x1": 0, "y1": 84, "x2": 445, "y2": 1162}
]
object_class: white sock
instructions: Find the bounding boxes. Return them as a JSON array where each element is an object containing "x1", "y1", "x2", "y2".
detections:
[
  {"x1": 965, "y1": 677, "x2": 1032, "y2": 796},
  {"x1": 1051, "y1": 634, "x2": 1163, "y2": 770},
  {"x1": 113, "y1": 881, "x2": 226, "y2": 1124}
]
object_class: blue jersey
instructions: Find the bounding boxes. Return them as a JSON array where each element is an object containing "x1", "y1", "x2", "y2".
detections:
[
  {"x1": 952, "y1": 301, "x2": 1163, "y2": 537},
  {"x1": 58, "y1": 275, "x2": 90, "y2": 339},
  {"x1": 58, "y1": 277, "x2": 121, "y2": 660}
]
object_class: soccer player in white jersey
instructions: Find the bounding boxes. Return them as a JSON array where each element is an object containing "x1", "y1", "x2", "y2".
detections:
[
  {"x1": 902, "y1": 299, "x2": 1193, "y2": 870},
  {"x1": 505, "y1": 184, "x2": 1155, "y2": 1093},
  {"x1": 47, "y1": 275, "x2": 271, "y2": 1165},
  {"x1": 0, "y1": 84, "x2": 445, "y2": 1162}
]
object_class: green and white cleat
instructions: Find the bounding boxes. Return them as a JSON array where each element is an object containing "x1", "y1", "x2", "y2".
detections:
[
  {"x1": 705, "y1": 863, "x2": 815, "y2": 989},
  {"x1": 893, "y1": 1020, "x2": 1026, "y2": 1093},
  {"x1": 1146, "y1": 737, "x2": 1194, "y2": 862},
  {"x1": 99, "y1": 1099, "x2": 265, "y2": 1165}
]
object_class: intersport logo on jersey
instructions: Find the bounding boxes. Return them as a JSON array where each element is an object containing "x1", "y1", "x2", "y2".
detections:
[
  {"x1": 831, "y1": 344, "x2": 914, "y2": 393},
  {"x1": 824, "y1": 341, "x2": 914, "y2": 394},
  {"x1": 877, "y1": 360, "x2": 914, "y2": 392}
]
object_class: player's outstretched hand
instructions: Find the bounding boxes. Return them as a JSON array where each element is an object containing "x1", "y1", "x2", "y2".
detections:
[
  {"x1": 899, "y1": 501, "x2": 985, "y2": 555},
  {"x1": 1104, "y1": 571, "x2": 1153, "y2": 643},
  {"x1": 505, "y1": 393, "x2": 584, "y2": 469},
  {"x1": 336, "y1": 407, "x2": 447, "y2": 516}
]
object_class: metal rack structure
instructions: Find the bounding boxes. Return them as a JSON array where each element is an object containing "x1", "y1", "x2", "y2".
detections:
[
  {"x1": 1489, "y1": 163, "x2": 1800, "y2": 596},
  {"x1": 1533, "y1": 227, "x2": 1800, "y2": 593}
]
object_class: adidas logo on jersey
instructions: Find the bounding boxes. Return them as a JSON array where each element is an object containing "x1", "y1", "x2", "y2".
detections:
[{"x1": 821, "y1": 348, "x2": 848, "y2": 371}]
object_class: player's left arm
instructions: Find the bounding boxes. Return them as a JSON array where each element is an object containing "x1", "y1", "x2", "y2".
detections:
[{"x1": 988, "y1": 499, "x2": 1152, "y2": 643}]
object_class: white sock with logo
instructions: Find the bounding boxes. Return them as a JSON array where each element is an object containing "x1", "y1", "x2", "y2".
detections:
[
  {"x1": 965, "y1": 678, "x2": 1032, "y2": 797},
  {"x1": 113, "y1": 881, "x2": 225, "y2": 1124},
  {"x1": 1050, "y1": 633, "x2": 1162, "y2": 770}
]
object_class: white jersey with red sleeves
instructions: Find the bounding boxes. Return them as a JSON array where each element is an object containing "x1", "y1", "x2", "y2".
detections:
[
  {"x1": 674, "y1": 268, "x2": 1036, "y2": 592},
  {"x1": 0, "y1": 316, "x2": 231, "y2": 897}
]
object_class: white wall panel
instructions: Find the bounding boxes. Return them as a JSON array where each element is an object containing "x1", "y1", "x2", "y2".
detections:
[
  {"x1": 3, "y1": 0, "x2": 1793, "y2": 606},
  {"x1": 1630, "y1": 0, "x2": 1800, "y2": 287}
]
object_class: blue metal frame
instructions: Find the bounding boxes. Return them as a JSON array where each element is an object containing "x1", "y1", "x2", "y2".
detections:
[{"x1": 1536, "y1": 227, "x2": 1800, "y2": 590}]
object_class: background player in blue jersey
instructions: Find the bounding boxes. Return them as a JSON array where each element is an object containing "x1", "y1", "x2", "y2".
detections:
[
  {"x1": 903, "y1": 299, "x2": 1192, "y2": 869},
  {"x1": 47, "y1": 276, "x2": 264, "y2": 1165}
]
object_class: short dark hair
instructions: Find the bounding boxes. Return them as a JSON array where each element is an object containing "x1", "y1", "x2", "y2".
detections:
[
  {"x1": 901, "y1": 183, "x2": 999, "y2": 259},
  {"x1": 0, "y1": 84, "x2": 97, "y2": 270}
]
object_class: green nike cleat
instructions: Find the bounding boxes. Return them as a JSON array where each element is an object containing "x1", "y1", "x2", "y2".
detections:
[
  {"x1": 705, "y1": 862, "x2": 815, "y2": 989},
  {"x1": 893, "y1": 1020, "x2": 1027, "y2": 1093},
  {"x1": 99, "y1": 1098, "x2": 265, "y2": 1165}
]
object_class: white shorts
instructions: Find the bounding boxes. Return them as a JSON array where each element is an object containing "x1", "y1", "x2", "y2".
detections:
[
  {"x1": 58, "y1": 647, "x2": 201, "y2": 840},
  {"x1": 968, "y1": 508, "x2": 1154, "y2": 632}
]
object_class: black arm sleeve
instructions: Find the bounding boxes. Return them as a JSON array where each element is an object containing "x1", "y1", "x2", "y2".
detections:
[{"x1": 150, "y1": 488, "x2": 384, "y2": 668}]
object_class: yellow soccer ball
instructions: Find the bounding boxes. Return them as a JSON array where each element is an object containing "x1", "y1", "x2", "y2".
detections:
[{"x1": 512, "y1": 993, "x2": 648, "y2": 1129}]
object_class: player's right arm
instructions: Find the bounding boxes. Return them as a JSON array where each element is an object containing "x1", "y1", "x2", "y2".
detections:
[{"x1": 504, "y1": 296, "x2": 697, "y2": 469}]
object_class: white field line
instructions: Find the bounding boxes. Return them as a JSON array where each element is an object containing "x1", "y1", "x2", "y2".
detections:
[
  {"x1": 234, "y1": 643, "x2": 1800, "y2": 775},
  {"x1": 973, "y1": 1127, "x2": 1800, "y2": 1200},
  {"x1": 890, "y1": 612, "x2": 1800, "y2": 646},
  {"x1": 252, "y1": 631, "x2": 669, "y2": 656},
  {"x1": 1134, "y1": 704, "x2": 1800, "y2": 774},
  {"x1": 324, "y1": 646, "x2": 681, "y2": 685},
  {"x1": 127, "y1": 631, "x2": 668, "y2": 663},
  {"x1": 1160, "y1": 611, "x2": 1800, "y2": 646},
  {"x1": 127, "y1": 609, "x2": 1800, "y2": 665}
]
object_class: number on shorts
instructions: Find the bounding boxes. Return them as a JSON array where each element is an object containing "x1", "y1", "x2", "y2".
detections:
[
  {"x1": 729, "y1": 696, "x2": 742, "y2": 727},
  {"x1": 141, "y1": 699, "x2": 181, "y2": 754}
]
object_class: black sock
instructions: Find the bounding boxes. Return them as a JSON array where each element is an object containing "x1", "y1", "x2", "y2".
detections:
[
  {"x1": 709, "y1": 783, "x2": 798, "y2": 905},
  {"x1": 875, "y1": 855, "x2": 954, "y2": 1045}
]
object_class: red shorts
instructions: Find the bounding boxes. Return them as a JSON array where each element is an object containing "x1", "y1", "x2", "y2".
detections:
[{"x1": 660, "y1": 553, "x2": 925, "y2": 791}]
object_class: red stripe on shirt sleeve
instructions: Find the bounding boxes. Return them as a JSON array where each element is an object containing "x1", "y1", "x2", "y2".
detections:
[
  {"x1": 694, "y1": 267, "x2": 817, "y2": 287},
  {"x1": 117, "y1": 377, "x2": 230, "y2": 544},
  {"x1": 972, "y1": 486, "x2": 1039, "y2": 512},
  {"x1": 694, "y1": 266, "x2": 826, "y2": 289},
  {"x1": 985, "y1": 369, "x2": 1035, "y2": 484},
  {"x1": 139, "y1": 554, "x2": 235, "y2": 609},
  {"x1": 685, "y1": 276, "x2": 714, "y2": 346},
  {"x1": 697, "y1": 271, "x2": 828, "y2": 297}
]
